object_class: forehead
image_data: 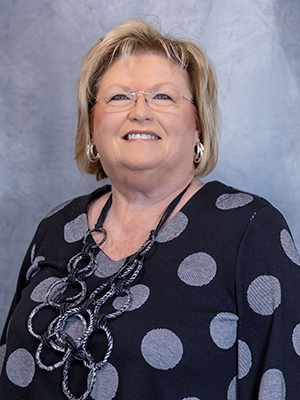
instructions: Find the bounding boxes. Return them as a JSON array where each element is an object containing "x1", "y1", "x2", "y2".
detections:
[{"x1": 98, "y1": 53, "x2": 191, "y2": 92}]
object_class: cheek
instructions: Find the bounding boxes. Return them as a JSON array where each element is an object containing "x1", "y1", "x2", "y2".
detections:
[
  {"x1": 185, "y1": 113, "x2": 199, "y2": 143},
  {"x1": 93, "y1": 112, "x2": 120, "y2": 137},
  {"x1": 185, "y1": 109, "x2": 198, "y2": 130},
  {"x1": 168, "y1": 112, "x2": 197, "y2": 140}
]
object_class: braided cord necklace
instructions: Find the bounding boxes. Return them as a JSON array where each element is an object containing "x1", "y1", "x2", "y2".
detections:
[{"x1": 28, "y1": 183, "x2": 190, "y2": 400}]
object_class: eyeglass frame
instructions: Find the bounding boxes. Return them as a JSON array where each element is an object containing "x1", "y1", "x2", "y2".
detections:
[{"x1": 93, "y1": 90, "x2": 197, "y2": 112}]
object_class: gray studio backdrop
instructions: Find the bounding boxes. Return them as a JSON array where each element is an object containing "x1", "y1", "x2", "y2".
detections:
[{"x1": 0, "y1": 0, "x2": 299, "y2": 333}]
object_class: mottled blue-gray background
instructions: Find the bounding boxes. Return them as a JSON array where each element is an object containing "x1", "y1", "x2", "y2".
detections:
[{"x1": 1, "y1": 0, "x2": 299, "y2": 332}]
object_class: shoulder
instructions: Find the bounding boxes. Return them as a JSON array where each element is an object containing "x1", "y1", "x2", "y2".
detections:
[
  {"x1": 209, "y1": 182, "x2": 300, "y2": 264},
  {"x1": 199, "y1": 180, "x2": 282, "y2": 222},
  {"x1": 186, "y1": 180, "x2": 294, "y2": 249},
  {"x1": 23, "y1": 184, "x2": 111, "y2": 267},
  {"x1": 211, "y1": 181, "x2": 288, "y2": 226},
  {"x1": 189, "y1": 180, "x2": 276, "y2": 223},
  {"x1": 204, "y1": 180, "x2": 270, "y2": 210},
  {"x1": 44, "y1": 184, "x2": 111, "y2": 220},
  {"x1": 35, "y1": 185, "x2": 111, "y2": 235}
]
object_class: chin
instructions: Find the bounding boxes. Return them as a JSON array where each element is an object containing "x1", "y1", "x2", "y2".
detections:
[{"x1": 124, "y1": 155, "x2": 163, "y2": 170}]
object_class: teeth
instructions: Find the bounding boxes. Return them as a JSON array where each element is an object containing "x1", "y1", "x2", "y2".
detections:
[{"x1": 126, "y1": 133, "x2": 159, "y2": 140}]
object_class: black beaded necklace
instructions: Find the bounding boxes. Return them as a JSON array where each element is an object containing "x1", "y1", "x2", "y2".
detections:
[{"x1": 28, "y1": 183, "x2": 190, "y2": 400}]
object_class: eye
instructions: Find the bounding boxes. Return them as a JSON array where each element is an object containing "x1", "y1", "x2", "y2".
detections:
[
  {"x1": 153, "y1": 93, "x2": 173, "y2": 101},
  {"x1": 109, "y1": 94, "x2": 131, "y2": 102}
]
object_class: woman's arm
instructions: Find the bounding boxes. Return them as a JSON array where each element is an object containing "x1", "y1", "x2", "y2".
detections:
[{"x1": 235, "y1": 204, "x2": 300, "y2": 399}]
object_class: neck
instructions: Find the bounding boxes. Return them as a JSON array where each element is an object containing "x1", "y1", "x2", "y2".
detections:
[
  {"x1": 112, "y1": 165, "x2": 197, "y2": 201},
  {"x1": 105, "y1": 174, "x2": 202, "y2": 235},
  {"x1": 112, "y1": 173, "x2": 194, "y2": 209},
  {"x1": 88, "y1": 174, "x2": 204, "y2": 261}
]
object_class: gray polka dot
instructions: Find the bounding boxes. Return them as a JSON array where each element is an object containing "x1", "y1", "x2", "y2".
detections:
[
  {"x1": 30, "y1": 276, "x2": 60, "y2": 303},
  {"x1": 210, "y1": 312, "x2": 238, "y2": 349},
  {"x1": 6, "y1": 348, "x2": 35, "y2": 387},
  {"x1": 280, "y1": 229, "x2": 300, "y2": 266},
  {"x1": 292, "y1": 323, "x2": 300, "y2": 356},
  {"x1": 64, "y1": 315, "x2": 87, "y2": 342},
  {"x1": 216, "y1": 193, "x2": 253, "y2": 210},
  {"x1": 64, "y1": 213, "x2": 88, "y2": 243},
  {"x1": 258, "y1": 369, "x2": 286, "y2": 400},
  {"x1": 178, "y1": 252, "x2": 217, "y2": 286},
  {"x1": 238, "y1": 340, "x2": 252, "y2": 379},
  {"x1": 53, "y1": 315, "x2": 87, "y2": 350},
  {"x1": 91, "y1": 362, "x2": 119, "y2": 400},
  {"x1": 247, "y1": 275, "x2": 281, "y2": 315},
  {"x1": 141, "y1": 328, "x2": 183, "y2": 370},
  {"x1": 182, "y1": 398, "x2": 200, "y2": 400},
  {"x1": 95, "y1": 251, "x2": 125, "y2": 278},
  {"x1": 45, "y1": 199, "x2": 72, "y2": 218},
  {"x1": 227, "y1": 376, "x2": 237, "y2": 400},
  {"x1": 156, "y1": 212, "x2": 188, "y2": 243},
  {"x1": 0, "y1": 344, "x2": 6, "y2": 374},
  {"x1": 113, "y1": 284, "x2": 150, "y2": 311}
]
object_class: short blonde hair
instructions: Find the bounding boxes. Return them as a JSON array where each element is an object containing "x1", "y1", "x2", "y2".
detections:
[{"x1": 75, "y1": 18, "x2": 219, "y2": 180}]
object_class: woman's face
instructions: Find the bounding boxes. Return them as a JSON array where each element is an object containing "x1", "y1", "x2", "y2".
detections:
[{"x1": 91, "y1": 53, "x2": 199, "y2": 184}]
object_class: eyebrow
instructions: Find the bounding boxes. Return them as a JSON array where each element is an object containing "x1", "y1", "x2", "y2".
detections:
[{"x1": 100, "y1": 81, "x2": 180, "y2": 92}]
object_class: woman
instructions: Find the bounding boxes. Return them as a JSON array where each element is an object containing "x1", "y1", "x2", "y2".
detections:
[{"x1": 1, "y1": 18, "x2": 300, "y2": 400}]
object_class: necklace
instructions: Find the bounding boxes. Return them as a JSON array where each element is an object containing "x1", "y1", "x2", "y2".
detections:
[{"x1": 28, "y1": 183, "x2": 190, "y2": 400}]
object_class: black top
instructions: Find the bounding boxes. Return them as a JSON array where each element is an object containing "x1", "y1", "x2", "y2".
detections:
[{"x1": 1, "y1": 181, "x2": 300, "y2": 400}]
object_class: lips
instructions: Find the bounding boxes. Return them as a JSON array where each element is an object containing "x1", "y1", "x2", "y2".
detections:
[{"x1": 123, "y1": 131, "x2": 161, "y2": 141}]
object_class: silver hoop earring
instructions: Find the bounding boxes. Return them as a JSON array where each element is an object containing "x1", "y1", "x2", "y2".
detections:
[
  {"x1": 87, "y1": 143, "x2": 100, "y2": 163},
  {"x1": 193, "y1": 142, "x2": 204, "y2": 163}
]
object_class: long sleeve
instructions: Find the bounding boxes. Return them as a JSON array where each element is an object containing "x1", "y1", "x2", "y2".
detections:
[
  {"x1": 235, "y1": 204, "x2": 300, "y2": 399},
  {"x1": 0, "y1": 236, "x2": 36, "y2": 345}
]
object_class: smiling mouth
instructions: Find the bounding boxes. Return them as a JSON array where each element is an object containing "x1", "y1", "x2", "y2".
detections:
[{"x1": 124, "y1": 133, "x2": 160, "y2": 141}]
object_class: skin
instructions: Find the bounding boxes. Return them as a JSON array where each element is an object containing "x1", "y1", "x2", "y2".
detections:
[{"x1": 88, "y1": 53, "x2": 204, "y2": 260}]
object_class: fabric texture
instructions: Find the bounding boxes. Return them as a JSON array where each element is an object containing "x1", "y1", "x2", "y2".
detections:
[{"x1": 1, "y1": 180, "x2": 300, "y2": 400}]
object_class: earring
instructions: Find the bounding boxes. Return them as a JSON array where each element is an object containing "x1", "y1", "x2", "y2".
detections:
[
  {"x1": 87, "y1": 143, "x2": 100, "y2": 163},
  {"x1": 194, "y1": 142, "x2": 204, "y2": 163}
]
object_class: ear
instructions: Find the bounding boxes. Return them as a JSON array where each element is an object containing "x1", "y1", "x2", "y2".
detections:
[
  {"x1": 89, "y1": 114, "x2": 94, "y2": 140},
  {"x1": 194, "y1": 129, "x2": 200, "y2": 144},
  {"x1": 194, "y1": 114, "x2": 201, "y2": 139}
]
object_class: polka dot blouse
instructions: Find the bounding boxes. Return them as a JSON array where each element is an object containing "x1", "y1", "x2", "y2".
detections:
[{"x1": 1, "y1": 181, "x2": 300, "y2": 400}]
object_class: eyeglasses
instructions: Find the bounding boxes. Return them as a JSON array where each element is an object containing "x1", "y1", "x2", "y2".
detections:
[{"x1": 95, "y1": 88, "x2": 195, "y2": 113}]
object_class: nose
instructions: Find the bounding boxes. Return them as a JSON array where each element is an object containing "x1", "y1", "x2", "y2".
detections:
[
  {"x1": 129, "y1": 92, "x2": 153, "y2": 121},
  {"x1": 135, "y1": 91, "x2": 148, "y2": 105}
]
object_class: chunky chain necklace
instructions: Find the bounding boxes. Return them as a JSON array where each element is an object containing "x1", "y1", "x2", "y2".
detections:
[{"x1": 27, "y1": 184, "x2": 190, "y2": 400}]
